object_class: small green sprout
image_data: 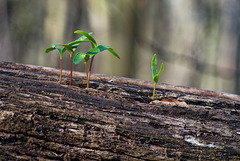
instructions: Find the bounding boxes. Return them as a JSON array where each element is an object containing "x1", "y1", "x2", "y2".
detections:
[
  {"x1": 73, "y1": 30, "x2": 120, "y2": 88},
  {"x1": 45, "y1": 34, "x2": 91, "y2": 85},
  {"x1": 151, "y1": 54, "x2": 164, "y2": 101},
  {"x1": 45, "y1": 46, "x2": 64, "y2": 84}
]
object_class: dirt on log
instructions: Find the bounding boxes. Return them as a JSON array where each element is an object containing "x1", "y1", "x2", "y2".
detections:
[{"x1": 0, "y1": 61, "x2": 239, "y2": 161}]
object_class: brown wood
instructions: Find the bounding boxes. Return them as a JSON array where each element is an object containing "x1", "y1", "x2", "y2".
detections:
[{"x1": 0, "y1": 61, "x2": 239, "y2": 160}]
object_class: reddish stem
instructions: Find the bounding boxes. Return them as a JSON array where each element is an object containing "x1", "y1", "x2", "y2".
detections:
[
  {"x1": 88, "y1": 55, "x2": 95, "y2": 88},
  {"x1": 70, "y1": 54, "x2": 73, "y2": 86}
]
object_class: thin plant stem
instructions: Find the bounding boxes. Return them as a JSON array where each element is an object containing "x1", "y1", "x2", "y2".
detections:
[
  {"x1": 152, "y1": 82, "x2": 157, "y2": 101},
  {"x1": 88, "y1": 56, "x2": 95, "y2": 88},
  {"x1": 70, "y1": 54, "x2": 73, "y2": 86},
  {"x1": 85, "y1": 60, "x2": 89, "y2": 88},
  {"x1": 59, "y1": 58, "x2": 63, "y2": 84}
]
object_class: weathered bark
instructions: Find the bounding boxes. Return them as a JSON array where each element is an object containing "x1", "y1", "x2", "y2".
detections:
[{"x1": 0, "y1": 61, "x2": 239, "y2": 161}]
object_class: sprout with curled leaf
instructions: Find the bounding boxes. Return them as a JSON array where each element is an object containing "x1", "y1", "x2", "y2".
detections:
[
  {"x1": 73, "y1": 30, "x2": 120, "y2": 88},
  {"x1": 151, "y1": 54, "x2": 164, "y2": 101},
  {"x1": 45, "y1": 34, "x2": 91, "y2": 86}
]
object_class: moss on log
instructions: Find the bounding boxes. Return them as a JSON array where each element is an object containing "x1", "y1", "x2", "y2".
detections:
[{"x1": 0, "y1": 61, "x2": 239, "y2": 160}]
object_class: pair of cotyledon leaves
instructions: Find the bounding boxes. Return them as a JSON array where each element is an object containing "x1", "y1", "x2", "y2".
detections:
[
  {"x1": 45, "y1": 32, "x2": 91, "y2": 58},
  {"x1": 152, "y1": 54, "x2": 164, "y2": 84},
  {"x1": 45, "y1": 30, "x2": 120, "y2": 63},
  {"x1": 73, "y1": 30, "x2": 120, "y2": 64}
]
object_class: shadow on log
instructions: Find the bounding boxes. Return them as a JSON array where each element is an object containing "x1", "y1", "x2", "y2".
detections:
[{"x1": 0, "y1": 61, "x2": 239, "y2": 160}]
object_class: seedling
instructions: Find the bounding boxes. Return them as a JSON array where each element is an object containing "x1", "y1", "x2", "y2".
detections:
[
  {"x1": 73, "y1": 30, "x2": 120, "y2": 88},
  {"x1": 45, "y1": 46, "x2": 64, "y2": 84},
  {"x1": 45, "y1": 34, "x2": 91, "y2": 85},
  {"x1": 151, "y1": 54, "x2": 164, "y2": 101}
]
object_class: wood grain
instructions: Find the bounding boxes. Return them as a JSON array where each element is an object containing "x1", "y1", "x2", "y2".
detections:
[{"x1": 0, "y1": 61, "x2": 239, "y2": 160}]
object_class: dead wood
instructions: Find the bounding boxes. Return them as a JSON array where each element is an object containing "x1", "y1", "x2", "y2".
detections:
[{"x1": 0, "y1": 61, "x2": 239, "y2": 161}]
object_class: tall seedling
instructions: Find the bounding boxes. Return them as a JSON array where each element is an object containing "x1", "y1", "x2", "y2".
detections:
[
  {"x1": 73, "y1": 30, "x2": 120, "y2": 88},
  {"x1": 45, "y1": 35, "x2": 91, "y2": 85}
]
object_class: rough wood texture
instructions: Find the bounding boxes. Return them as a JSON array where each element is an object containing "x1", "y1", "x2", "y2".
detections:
[{"x1": 0, "y1": 61, "x2": 239, "y2": 161}]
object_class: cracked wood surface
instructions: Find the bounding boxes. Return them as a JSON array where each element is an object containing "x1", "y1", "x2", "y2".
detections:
[{"x1": 0, "y1": 61, "x2": 240, "y2": 160}]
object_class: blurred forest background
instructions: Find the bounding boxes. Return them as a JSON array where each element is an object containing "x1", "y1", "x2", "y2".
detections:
[{"x1": 1, "y1": 0, "x2": 240, "y2": 94}]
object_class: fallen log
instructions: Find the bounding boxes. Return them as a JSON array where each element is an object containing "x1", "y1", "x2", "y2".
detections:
[{"x1": 0, "y1": 61, "x2": 239, "y2": 160}]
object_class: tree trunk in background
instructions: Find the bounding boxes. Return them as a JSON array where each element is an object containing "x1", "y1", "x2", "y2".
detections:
[
  {"x1": 199, "y1": 1, "x2": 222, "y2": 92},
  {"x1": 88, "y1": 0, "x2": 137, "y2": 78},
  {"x1": 5, "y1": 1, "x2": 46, "y2": 65},
  {"x1": 236, "y1": 37, "x2": 240, "y2": 94},
  {"x1": 0, "y1": 61, "x2": 240, "y2": 160},
  {"x1": 42, "y1": 0, "x2": 68, "y2": 68},
  {"x1": 235, "y1": 1, "x2": 240, "y2": 94},
  {"x1": 0, "y1": 0, "x2": 13, "y2": 61}
]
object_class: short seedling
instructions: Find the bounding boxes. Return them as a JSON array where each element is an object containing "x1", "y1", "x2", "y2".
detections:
[
  {"x1": 45, "y1": 34, "x2": 91, "y2": 85},
  {"x1": 45, "y1": 46, "x2": 64, "y2": 84},
  {"x1": 151, "y1": 54, "x2": 164, "y2": 101},
  {"x1": 73, "y1": 30, "x2": 120, "y2": 88}
]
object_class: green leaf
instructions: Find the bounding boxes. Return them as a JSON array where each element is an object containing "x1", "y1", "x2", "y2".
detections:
[
  {"x1": 159, "y1": 63, "x2": 164, "y2": 75},
  {"x1": 68, "y1": 40, "x2": 90, "y2": 47},
  {"x1": 107, "y1": 47, "x2": 120, "y2": 59},
  {"x1": 73, "y1": 52, "x2": 95, "y2": 64},
  {"x1": 58, "y1": 47, "x2": 66, "y2": 59},
  {"x1": 152, "y1": 54, "x2": 158, "y2": 78},
  {"x1": 75, "y1": 32, "x2": 93, "y2": 41},
  {"x1": 58, "y1": 44, "x2": 73, "y2": 53},
  {"x1": 45, "y1": 47, "x2": 56, "y2": 53},
  {"x1": 74, "y1": 30, "x2": 97, "y2": 48},
  {"x1": 68, "y1": 32, "x2": 93, "y2": 52},
  {"x1": 86, "y1": 45, "x2": 120, "y2": 59},
  {"x1": 56, "y1": 47, "x2": 61, "y2": 54},
  {"x1": 45, "y1": 46, "x2": 66, "y2": 59},
  {"x1": 153, "y1": 74, "x2": 161, "y2": 84},
  {"x1": 151, "y1": 54, "x2": 164, "y2": 84},
  {"x1": 52, "y1": 43, "x2": 64, "y2": 48},
  {"x1": 73, "y1": 52, "x2": 87, "y2": 64},
  {"x1": 69, "y1": 40, "x2": 90, "y2": 52},
  {"x1": 51, "y1": 43, "x2": 73, "y2": 54},
  {"x1": 53, "y1": 47, "x2": 66, "y2": 59}
]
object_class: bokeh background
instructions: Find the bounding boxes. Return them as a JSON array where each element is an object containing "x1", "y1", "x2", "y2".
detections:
[{"x1": 1, "y1": 0, "x2": 240, "y2": 94}]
